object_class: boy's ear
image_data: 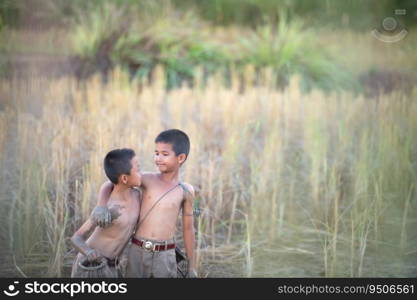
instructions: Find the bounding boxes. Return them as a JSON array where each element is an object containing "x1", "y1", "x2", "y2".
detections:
[
  {"x1": 177, "y1": 153, "x2": 187, "y2": 164},
  {"x1": 120, "y1": 174, "x2": 128, "y2": 185}
]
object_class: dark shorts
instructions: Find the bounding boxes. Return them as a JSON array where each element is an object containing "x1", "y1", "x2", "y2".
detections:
[{"x1": 125, "y1": 237, "x2": 177, "y2": 278}]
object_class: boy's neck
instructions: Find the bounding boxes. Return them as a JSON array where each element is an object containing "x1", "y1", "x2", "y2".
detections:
[
  {"x1": 112, "y1": 184, "x2": 130, "y2": 196},
  {"x1": 158, "y1": 169, "x2": 180, "y2": 184}
]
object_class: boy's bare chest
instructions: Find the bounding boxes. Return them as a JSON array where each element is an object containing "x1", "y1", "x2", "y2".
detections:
[
  {"x1": 142, "y1": 186, "x2": 184, "y2": 213},
  {"x1": 107, "y1": 198, "x2": 139, "y2": 227}
]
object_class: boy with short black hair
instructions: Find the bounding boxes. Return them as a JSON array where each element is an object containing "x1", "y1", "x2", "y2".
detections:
[
  {"x1": 95, "y1": 129, "x2": 197, "y2": 278},
  {"x1": 71, "y1": 148, "x2": 141, "y2": 277}
]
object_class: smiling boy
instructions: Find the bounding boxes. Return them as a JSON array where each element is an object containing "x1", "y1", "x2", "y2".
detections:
[{"x1": 95, "y1": 129, "x2": 197, "y2": 278}]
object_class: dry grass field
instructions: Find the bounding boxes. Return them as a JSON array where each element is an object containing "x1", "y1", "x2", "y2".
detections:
[{"x1": 1, "y1": 66, "x2": 416, "y2": 277}]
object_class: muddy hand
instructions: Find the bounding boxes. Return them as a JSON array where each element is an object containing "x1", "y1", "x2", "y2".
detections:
[
  {"x1": 109, "y1": 205, "x2": 122, "y2": 221},
  {"x1": 85, "y1": 248, "x2": 102, "y2": 263},
  {"x1": 91, "y1": 206, "x2": 112, "y2": 228}
]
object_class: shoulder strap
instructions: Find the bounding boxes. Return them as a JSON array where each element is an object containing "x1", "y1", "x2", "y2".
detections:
[
  {"x1": 116, "y1": 188, "x2": 142, "y2": 260},
  {"x1": 136, "y1": 183, "x2": 181, "y2": 229},
  {"x1": 131, "y1": 188, "x2": 143, "y2": 234}
]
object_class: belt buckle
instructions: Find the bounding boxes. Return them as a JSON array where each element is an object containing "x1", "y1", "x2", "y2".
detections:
[
  {"x1": 144, "y1": 240, "x2": 159, "y2": 252},
  {"x1": 144, "y1": 240, "x2": 154, "y2": 251}
]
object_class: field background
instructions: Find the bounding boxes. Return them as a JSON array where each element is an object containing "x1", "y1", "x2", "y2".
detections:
[{"x1": 0, "y1": 0, "x2": 416, "y2": 277}]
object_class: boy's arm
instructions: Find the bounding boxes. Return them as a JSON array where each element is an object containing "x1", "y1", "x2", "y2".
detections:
[
  {"x1": 91, "y1": 180, "x2": 114, "y2": 227},
  {"x1": 97, "y1": 180, "x2": 114, "y2": 206},
  {"x1": 182, "y1": 183, "x2": 197, "y2": 277},
  {"x1": 91, "y1": 174, "x2": 148, "y2": 227},
  {"x1": 70, "y1": 219, "x2": 102, "y2": 262}
]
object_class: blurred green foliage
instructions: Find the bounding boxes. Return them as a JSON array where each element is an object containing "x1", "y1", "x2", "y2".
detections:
[
  {"x1": 172, "y1": 0, "x2": 417, "y2": 29},
  {"x1": 2, "y1": 0, "x2": 415, "y2": 29},
  {"x1": 67, "y1": 2, "x2": 359, "y2": 91},
  {"x1": 1, "y1": 0, "x2": 414, "y2": 91}
]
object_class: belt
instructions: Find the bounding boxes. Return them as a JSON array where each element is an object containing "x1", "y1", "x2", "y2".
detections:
[{"x1": 132, "y1": 237, "x2": 175, "y2": 252}]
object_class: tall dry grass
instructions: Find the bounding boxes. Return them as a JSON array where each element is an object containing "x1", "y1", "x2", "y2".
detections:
[{"x1": 0, "y1": 67, "x2": 416, "y2": 277}]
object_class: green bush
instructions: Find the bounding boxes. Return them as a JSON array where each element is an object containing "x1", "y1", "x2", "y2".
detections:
[
  {"x1": 173, "y1": 0, "x2": 416, "y2": 30},
  {"x1": 239, "y1": 15, "x2": 358, "y2": 91},
  {"x1": 68, "y1": 3, "x2": 359, "y2": 91}
]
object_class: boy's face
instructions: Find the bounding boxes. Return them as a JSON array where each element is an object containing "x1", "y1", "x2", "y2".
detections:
[
  {"x1": 124, "y1": 156, "x2": 141, "y2": 187},
  {"x1": 154, "y1": 142, "x2": 186, "y2": 173}
]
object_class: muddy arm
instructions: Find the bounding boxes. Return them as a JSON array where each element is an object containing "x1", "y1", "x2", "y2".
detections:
[
  {"x1": 91, "y1": 181, "x2": 115, "y2": 227},
  {"x1": 70, "y1": 219, "x2": 102, "y2": 262}
]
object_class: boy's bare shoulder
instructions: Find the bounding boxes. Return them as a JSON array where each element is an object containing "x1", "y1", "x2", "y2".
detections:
[
  {"x1": 141, "y1": 172, "x2": 159, "y2": 181},
  {"x1": 180, "y1": 182, "x2": 195, "y2": 197},
  {"x1": 138, "y1": 172, "x2": 159, "y2": 188}
]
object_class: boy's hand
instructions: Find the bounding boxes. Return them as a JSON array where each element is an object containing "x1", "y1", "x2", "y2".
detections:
[
  {"x1": 85, "y1": 248, "x2": 103, "y2": 263},
  {"x1": 109, "y1": 205, "x2": 122, "y2": 221},
  {"x1": 91, "y1": 206, "x2": 112, "y2": 228}
]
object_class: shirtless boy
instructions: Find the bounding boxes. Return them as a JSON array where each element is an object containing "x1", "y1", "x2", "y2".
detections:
[
  {"x1": 95, "y1": 129, "x2": 197, "y2": 278},
  {"x1": 71, "y1": 148, "x2": 141, "y2": 277}
]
